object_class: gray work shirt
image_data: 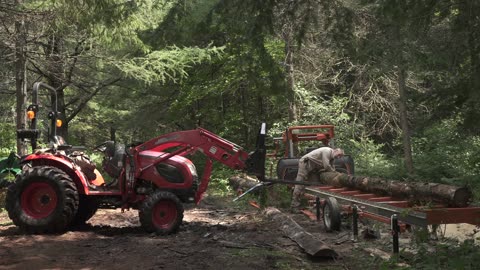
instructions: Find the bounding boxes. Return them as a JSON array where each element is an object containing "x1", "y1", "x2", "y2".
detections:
[{"x1": 300, "y1": 147, "x2": 335, "y2": 172}]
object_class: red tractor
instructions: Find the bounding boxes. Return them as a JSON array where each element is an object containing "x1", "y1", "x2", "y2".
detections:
[{"x1": 6, "y1": 82, "x2": 266, "y2": 234}]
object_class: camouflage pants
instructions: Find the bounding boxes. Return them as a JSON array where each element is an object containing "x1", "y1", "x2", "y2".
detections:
[{"x1": 290, "y1": 158, "x2": 323, "y2": 208}]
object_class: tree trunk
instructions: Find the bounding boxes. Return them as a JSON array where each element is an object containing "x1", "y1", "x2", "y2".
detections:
[
  {"x1": 284, "y1": 29, "x2": 297, "y2": 123},
  {"x1": 317, "y1": 172, "x2": 472, "y2": 207},
  {"x1": 397, "y1": 66, "x2": 414, "y2": 174},
  {"x1": 46, "y1": 34, "x2": 68, "y2": 140},
  {"x1": 265, "y1": 207, "x2": 337, "y2": 258},
  {"x1": 240, "y1": 82, "x2": 249, "y2": 144},
  {"x1": 460, "y1": 1, "x2": 480, "y2": 133},
  {"x1": 283, "y1": 31, "x2": 301, "y2": 157},
  {"x1": 15, "y1": 1, "x2": 28, "y2": 155}
]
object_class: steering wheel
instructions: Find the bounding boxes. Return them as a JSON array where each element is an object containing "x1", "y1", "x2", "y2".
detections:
[{"x1": 93, "y1": 141, "x2": 110, "y2": 152}]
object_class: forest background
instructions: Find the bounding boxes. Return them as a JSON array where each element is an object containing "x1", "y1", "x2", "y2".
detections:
[{"x1": 1, "y1": 0, "x2": 480, "y2": 199}]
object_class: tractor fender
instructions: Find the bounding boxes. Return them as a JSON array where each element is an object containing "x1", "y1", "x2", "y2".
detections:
[{"x1": 22, "y1": 154, "x2": 91, "y2": 194}]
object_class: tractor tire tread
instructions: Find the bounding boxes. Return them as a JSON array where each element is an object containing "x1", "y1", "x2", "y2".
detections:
[
  {"x1": 5, "y1": 166, "x2": 79, "y2": 234},
  {"x1": 139, "y1": 191, "x2": 184, "y2": 235}
]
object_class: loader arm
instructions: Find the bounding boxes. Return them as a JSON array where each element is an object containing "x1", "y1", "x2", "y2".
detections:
[{"x1": 132, "y1": 124, "x2": 267, "y2": 203}]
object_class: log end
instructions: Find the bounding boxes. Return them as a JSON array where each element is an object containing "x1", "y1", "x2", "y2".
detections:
[
  {"x1": 452, "y1": 187, "x2": 473, "y2": 207},
  {"x1": 310, "y1": 248, "x2": 339, "y2": 258}
]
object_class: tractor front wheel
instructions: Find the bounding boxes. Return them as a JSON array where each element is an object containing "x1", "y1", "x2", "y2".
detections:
[
  {"x1": 5, "y1": 166, "x2": 79, "y2": 233},
  {"x1": 139, "y1": 191, "x2": 184, "y2": 235}
]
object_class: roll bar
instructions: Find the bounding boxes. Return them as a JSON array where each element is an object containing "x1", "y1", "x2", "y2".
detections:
[{"x1": 17, "y1": 82, "x2": 59, "y2": 151}]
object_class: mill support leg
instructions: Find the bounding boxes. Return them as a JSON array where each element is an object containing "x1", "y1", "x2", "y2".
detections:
[
  {"x1": 391, "y1": 214, "x2": 400, "y2": 254},
  {"x1": 352, "y1": 205, "x2": 359, "y2": 242}
]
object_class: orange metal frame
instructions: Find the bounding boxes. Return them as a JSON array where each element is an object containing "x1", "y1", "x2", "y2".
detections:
[{"x1": 267, "y1": 125, "x2": 335, "y2": 158}]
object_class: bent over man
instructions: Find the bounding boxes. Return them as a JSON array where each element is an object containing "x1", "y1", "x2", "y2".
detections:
[{"x1": 290, "y1": 147, "x2": 344, "y2": 211}]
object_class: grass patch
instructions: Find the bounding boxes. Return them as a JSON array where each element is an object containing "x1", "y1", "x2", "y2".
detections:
[
  {"x1": 0, "y1": 189, "x2": 6, "y2": 211},
  {"x1": 0, "y1": 220, "x2": 13, "y2": 227}
]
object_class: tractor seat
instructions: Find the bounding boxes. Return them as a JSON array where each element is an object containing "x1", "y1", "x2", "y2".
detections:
[
  {"x1": 54, "y1": 135, "x2": 67, "y2": 146},
  {"x1": 103, "y1": 141, "x2": 126, "y2": 178},
  {"x1": 53, "y1": 136, "x2": 86, "y2": 152}
]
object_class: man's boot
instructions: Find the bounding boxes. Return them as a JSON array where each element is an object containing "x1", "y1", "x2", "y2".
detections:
[{"x1": 290, "y1": 189, "x2": 302, "y2": 213}]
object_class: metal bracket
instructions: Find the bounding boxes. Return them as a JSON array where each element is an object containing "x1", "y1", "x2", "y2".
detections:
[{"x1": 232, "y1": 182, "x2": 273, "y2": 202}]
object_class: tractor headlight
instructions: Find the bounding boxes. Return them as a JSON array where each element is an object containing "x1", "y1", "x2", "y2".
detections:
[{"x1": 187, "y1": 163, "x2": 197, "y2": 177}]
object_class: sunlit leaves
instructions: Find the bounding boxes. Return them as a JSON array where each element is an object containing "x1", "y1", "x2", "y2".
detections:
[{"x1": 116, "y1": 45, "x2": 224, "y2": 84}]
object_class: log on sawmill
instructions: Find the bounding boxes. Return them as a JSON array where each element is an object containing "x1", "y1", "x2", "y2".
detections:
[
  {"x1": 317, "y1": 172, "x2": 473, "y2": 207},
  {"x1": 265, "y1": 207, "x2": 338, "y2": 258}
]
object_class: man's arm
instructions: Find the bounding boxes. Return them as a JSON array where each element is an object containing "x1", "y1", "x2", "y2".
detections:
[{"x1": 322, "y1": 149, "x2": 335, "y2": 172}]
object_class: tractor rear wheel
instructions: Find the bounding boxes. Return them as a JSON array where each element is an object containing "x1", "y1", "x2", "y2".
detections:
[
  {"x1": 5, "y1": 166, "x2": 79, "y2": 233},
  {"x1": 139, "y1": 191, "x2": 184, "y2": 235}
]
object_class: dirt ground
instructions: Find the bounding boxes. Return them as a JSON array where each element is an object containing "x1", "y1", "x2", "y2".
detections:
[{"x1": 1, "y1": 192, "x2": 478, "y2": 270}]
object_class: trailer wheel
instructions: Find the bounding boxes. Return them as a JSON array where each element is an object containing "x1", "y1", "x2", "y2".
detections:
[
  {"x1": 6, "y1": 166, "x2": 79, "y2": 233},
  {"x1": 139, "y1": 191, "x2": 184, "y2": 235},
  {"x1": 323, "y1": 197, "x2": 341, "y2": 232}
]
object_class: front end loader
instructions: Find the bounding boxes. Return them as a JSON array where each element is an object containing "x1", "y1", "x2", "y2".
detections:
[{"x1": 6, "y1": 82, "x2": 267, "y2": 235}]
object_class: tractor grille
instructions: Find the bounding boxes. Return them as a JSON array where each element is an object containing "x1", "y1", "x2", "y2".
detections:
[
  {"x1": 155, "y1": 163, "x2": 184, "y2": 183},
  {"x1": 192, "y1": 175, "x2": 199, "y2": 191}
]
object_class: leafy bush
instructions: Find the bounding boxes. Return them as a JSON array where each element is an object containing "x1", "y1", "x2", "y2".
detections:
[
  {"x1": 413, "y1": 117, "x2": 480, "y2": 179},
  {"x1": 347, "y1": 137, "x2": 400, "y2": 178},
  {"x1": 412, "y1": 117, "x2": 480, "y2": 200},
  {"x1": 396, "y1": 240, "x2": 480, "y2": 269},
  {"x1": 208, "y1": 167, "x2": 235, "y2": 197}
]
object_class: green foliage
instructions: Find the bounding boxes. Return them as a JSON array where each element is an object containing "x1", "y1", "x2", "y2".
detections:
[
  {"x1": 269, "y1": 88, "x2": 403, "y2": 178},
  {"x1": 207, "y1": 165, "x2": 291, "y2": 209},
  {"x1": 30, "y1": 0, "x2": 175, "y2": 51},
  {"x1": 413, "y1": 116, "x2": 480, "y2": 177},
  {"x1": 208, "y1": 167, "x2": 235, "y2": 197},
  {"x1": 116, "y1": 45, "x2": 225, "y2": 84},
  {"x1": 347, "y1": 138, "x2": 399, "y2": 178},
  {"x1": 295, "y1": 86, "x2": 351, "y2": 127},
  {"x1": 269, "y1": 92, "x2": 351, "y2": 138},
  {"x1": 2, "y1": 0, "x2": 480, "y2": 208},
  {"x1": 0, "y1": 123, "x2": 16, "y2": 156},
  {"x1": 401, "y1": 240, "x2": 480, "y2": 269}
]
